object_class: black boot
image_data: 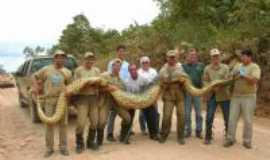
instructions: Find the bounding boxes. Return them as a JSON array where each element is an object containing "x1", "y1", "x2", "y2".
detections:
[
  {"x1": 97, "y1": 128, "x2": 104, "y2": 146},
  {"x1": 75, "y1": 134, "x2": 84, "y2": 153},
  {"x1": 87, "y1": 129, "x2": 99, "y2": 150},
  {"x1": 204, "y1": 128, "x2": 212, "y2": 145},
  {"x1": 107, "y1": 133, "x2": 116, "y2": 142},
  {"x1": 177, "y1": 132, "x2": 186, "y2": 145},
  {"x1": 196, "y1": 131, "x2": 203, "y2": 139},
  {"x1": 150, "y1": 134, "x2": 160, "y2": 141},
  {"x1": 120, "y1": 123, "x2": 131, "y2": 144},
  {"x1": 177, "y1": 138, "x2": 186, "y2": 145},
  {"x1": 158, "y1": 135, "x2": 167, "y2": 143}
]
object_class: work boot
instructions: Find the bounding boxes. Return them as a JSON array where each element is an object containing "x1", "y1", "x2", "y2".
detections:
[
  {"x1": 185, "y1": 132, "x2": 191, "y2": 138},
  {"x1": 243, "y1": 142, "x2": 252, "y2": 149},
  {"x1": 223, "y1": 139, "x2": 234, "y2": 148},
  {"x1": 97, "y1": 128, "x2": 104, "y2": 146},
  {"x1": 44, "y1": 149, "x2": 54, "y2": 158},
  {"x1": 60, "y1": 148, "x2": 69, "y2": 156},
  {"x1": 204, "y1": 128, "x2": 212, "y2": 145},
  {"x1": 196, "y1": 131, "x2": 203, "y2": 139},
  {"x1": 150, "y1": 134, "x2": 160, "y2": 141},
  {"x1": 87, "y1": 129, "x2": 99, "y2": 150},
  {"x1": 120, "y1": 123, "x2": 131, "y2": 144},
  {"x1": 158, "y1": 135, "x2": 167, "y2": 144},
  {"x1": 75, "y1": 134, "x2": 84, "y2": 153},
  {"x1": 204, "y1": 134, "x2": 212, "y2": 145},
  {"x1": 204, "y1": 138, "x2": 212, "y2": 145},
  {"x1": 177, "y1": 133, "x2": 185, "y2": 145},
  {"x1": 177, "y1": 138, "x2": 186, "y2": 145},
  {"x1": 107, "y1": 133, "x2": 116, "y2": 142}
]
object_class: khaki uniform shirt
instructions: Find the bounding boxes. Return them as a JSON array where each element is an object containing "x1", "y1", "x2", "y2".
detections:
[
  {"x1": 100, "y1": 72, "x2": 125, "y2": 90},
  {"x1": 231, "y1": 63, "x2": 261, "y2": 97},
  {"x1": 100, "y1": 72, "x2": 125, "y2": 108},
  {"x1": 159, "y1": 63, "x2": 187, "y2": 101},
  {"x1": 203, "y1": 63, "x2": 230, "y2": 102},
  {"x1": 34, "y1": 65, "x2": 72, "y2": 97},
  {"x1": 74, "y1": 66, "x2": 100, "y2": 95}
]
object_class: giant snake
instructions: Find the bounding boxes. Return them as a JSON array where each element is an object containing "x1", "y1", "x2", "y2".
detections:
[{"x1": 37, "y1": 75, "x2": 233, "y2": 124}]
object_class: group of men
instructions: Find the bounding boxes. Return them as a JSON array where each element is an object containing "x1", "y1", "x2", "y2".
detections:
[{"x1": 32, "y1": 44, "x2": 261, "y2": 158}]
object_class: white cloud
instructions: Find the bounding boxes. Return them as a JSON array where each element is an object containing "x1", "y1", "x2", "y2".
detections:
[{"x1": 0, "y1": 0, "x2": 159, "y2": 44}]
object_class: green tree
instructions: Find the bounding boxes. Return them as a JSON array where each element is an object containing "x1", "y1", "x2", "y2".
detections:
[
  {"x1": 58, "y1": 14, "x2": 103, "y2": 57},
  {"x1": 23, "y1": 46, "x2": 45, "y2": 58}
]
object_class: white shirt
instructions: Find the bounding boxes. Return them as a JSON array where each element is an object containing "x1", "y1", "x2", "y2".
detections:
[
  {"x1": 138, "y1": 68, "x2": 158, "y2": 85},
  {"x1": 124, "y1": 75, "x2": 146, "y2": 93}
]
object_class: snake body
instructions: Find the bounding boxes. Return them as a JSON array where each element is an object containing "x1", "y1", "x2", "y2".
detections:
[{"x1": 37, "y1": 75, "x2": 233, "y2": 124}]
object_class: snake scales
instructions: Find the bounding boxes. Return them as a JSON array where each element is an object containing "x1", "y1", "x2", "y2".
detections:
[{"x1": 37, "y1": 75, "x2": 233, "y2": 124}]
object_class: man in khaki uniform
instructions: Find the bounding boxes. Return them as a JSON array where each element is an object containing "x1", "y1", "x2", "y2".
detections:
[
  {"x1": 32, "y1": 50, "x2": 72, "y2": 157},
  {"x1": 73, "y1": 52, "x2": 100, "y2": 153},
  {"x1": 203, "y1": 48, "x2": 231, "y2": 145},
  {"x1": 224, "y1": 49, "x2": 261, "y2": 149},
  {"x1": 100, "y1": 58, "x2": 132, "y2": 144},
  {"x1": 159, "y1": 50, "x2": 187, "y2": 145}
]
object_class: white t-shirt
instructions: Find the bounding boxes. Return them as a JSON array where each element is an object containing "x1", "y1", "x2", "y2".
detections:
[
  {"x1": 124, "y1": 75, "x2": 147, "y2": 93},
  {"x1": 138, "y1": 68, "x2": 158, "y2": 85}
]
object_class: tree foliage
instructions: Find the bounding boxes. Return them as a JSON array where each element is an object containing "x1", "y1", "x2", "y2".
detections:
[
  {"x1": 57, "y1": 14, "x2": 121, "y2": 58},
  {"x1": 23, "y1": 46, "x2": 46, "y2": 58},
  {"x1": 53, "y1": 1, "x2": 270, "y2": 65},
  {"x1": 50, "y1": 1, "x2": 270, "y2": 99}
]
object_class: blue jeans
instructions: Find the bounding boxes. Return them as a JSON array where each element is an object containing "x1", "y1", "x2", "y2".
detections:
[
  {"x1": 107, "y1": 109, "x2": 117, "y2": 135},
  {"x1": 139, "y1": 106, "x2": 160, "y2": 136},
  {"x1": 205, "y1": 95, "x2": 230, "y2": 139},
  {"x1": 139, "y1": 110, "x2": 147, "y2": 133},
  {"x1": 184, "y1": 94, "x2": 203, "y2": 134}
]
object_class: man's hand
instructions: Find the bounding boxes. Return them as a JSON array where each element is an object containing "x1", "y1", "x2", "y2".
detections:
[
  {"x1": 64, "y1": 89, "x2": 72, "y2": 98},
  {"x1": 233, "y1": 74, "x2": 240, "y2": 80},
  {"x1": 213, "y1": 86, "x2": 220, "y2": 92},
  {"x1": 32, "y1": 85, "x2": 42, "y2": 96}
]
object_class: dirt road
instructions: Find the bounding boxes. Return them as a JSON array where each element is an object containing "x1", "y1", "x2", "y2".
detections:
[{"x1": 0, "y1": 88, "x2": 270, "y2": 160}]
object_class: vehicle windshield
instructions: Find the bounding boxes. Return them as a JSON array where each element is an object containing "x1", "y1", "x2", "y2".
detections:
[{"x1": 30, "y1": 57, "x2": 77, "y2": 73}]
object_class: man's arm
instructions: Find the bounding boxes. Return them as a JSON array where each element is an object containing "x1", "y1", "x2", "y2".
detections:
[
  {"x1": 241, "y1": 65, "x2": 261, "y2": 85},
  {"x1": 31, "y1": 68, "x2": 45, "y2": 96},
  {"x1": 202, "y1": 67, "x2": 210, "y2": 86},
  {"x1": 73, "y1": 67, "x2": 80, "y2": 80},
  {"x1": 242, "y1": 76, "x2": 258, "y2": 84}
]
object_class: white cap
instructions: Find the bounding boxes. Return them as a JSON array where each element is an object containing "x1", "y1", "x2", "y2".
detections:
[
  {"x1": 210, "y1": 48, "x2": 221, "y2": 56},
  {"x1": 140, "y1": 56, "x2": 150, "y2": 64},
  {"x1": 53, "y1": 50, "x2": 66, "y2": 57}
]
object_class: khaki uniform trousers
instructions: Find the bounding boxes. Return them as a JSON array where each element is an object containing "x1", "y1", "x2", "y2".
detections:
[
  {"x1": 75, "y1": 95, "x2": 99, "y2": 134},
  {"x1": 44, "y1": 97, "x2": 68, "y2": 151},
  {"x1": 227, "y1": 96, "x2": 256, "y2": 143},
  {"x1": 160, "y1": 84, "x2": 185, "y2": 139}
]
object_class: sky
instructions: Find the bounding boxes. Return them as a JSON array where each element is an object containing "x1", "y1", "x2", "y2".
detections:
[
  {"x1": 0, "y1": 0, "x2": 160, "y2": 71},
  {"x1": 0, "y1": 0, "x2": 159, "y2": 44}
]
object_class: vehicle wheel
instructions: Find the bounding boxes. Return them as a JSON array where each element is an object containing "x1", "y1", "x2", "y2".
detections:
[{"x1": 29, "y1": 99, "x2": 41, "y2": 123}]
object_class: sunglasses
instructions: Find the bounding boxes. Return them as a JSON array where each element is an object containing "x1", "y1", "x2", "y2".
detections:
[{"x1": 142, "y1": 61, "x2": 149, "y2": 64}]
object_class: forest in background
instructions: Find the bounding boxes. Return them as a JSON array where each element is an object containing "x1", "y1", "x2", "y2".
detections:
[{"x1": 24, "y1": 0, "x2": 270, "y2": 101}]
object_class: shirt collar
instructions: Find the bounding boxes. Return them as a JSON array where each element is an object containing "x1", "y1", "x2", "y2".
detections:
[{"x1": 210, "y1": 63, "x2": 221, "y2": 70}]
